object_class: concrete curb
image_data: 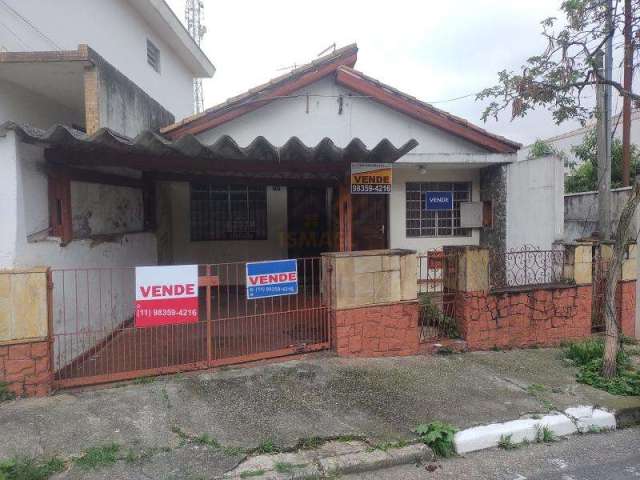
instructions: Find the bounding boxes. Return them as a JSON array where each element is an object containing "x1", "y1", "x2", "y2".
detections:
[
  {"x1": 221, "y1": 442, "x2": 433, "y2": 479},
  {"x1": 454, "y1": 406, "x2": 617, "y2": 455}
]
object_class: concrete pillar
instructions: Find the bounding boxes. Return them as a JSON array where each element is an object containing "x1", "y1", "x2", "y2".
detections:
[
  {"x1": 322, "y1": 249, "x2": 419, "y2": 357},
  {"x1": 0, "y1": 268, "x2": 52, "y2": 397}
]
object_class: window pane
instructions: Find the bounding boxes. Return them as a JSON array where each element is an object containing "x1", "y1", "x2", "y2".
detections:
[
  {"x1": 404, "y1": 181, "x2": 471, "y2": 238},
  {"x1": 190, "y1": 184, "x2": 268, "y2": 241}
]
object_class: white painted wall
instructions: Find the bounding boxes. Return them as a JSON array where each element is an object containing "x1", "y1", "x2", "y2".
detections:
[
  {"x1": 196, "y1": 77, "x2": 487, "y2": 153},
  {"x1": 506, "y1": 155, "x2": 565, "y2": 250},
  {"x1": 0, "y1": 0, "x2": 194, "y2": 119},
  {"x1": 390, "y1": 165, "x2": 481, "y2": 254},
  {"x1": 0, "y1": 79, "x2": 84, "y2": 129}
]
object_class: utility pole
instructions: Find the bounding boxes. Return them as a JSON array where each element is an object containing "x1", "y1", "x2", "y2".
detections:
[
  {"x1": 622, "y1": 0, "x2": 633, "y2": 187},
  {"x1": 185, "y1": 0, "x2": 206, "y2": 113},
  {"x1": 597, "y1": 0, "x2": 614, "y2": 240}
]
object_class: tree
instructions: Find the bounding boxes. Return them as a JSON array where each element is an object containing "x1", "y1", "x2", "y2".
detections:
[
  {"x1": 477, "y1": 0, "x2": 640, "y2": 379},
  {"x1": 564, "y1": 129, "x2": 640, "y2": 193}
]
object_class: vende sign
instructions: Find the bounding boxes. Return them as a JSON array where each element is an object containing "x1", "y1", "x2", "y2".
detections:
[
  {"x1": 246, "y1": 259, "x2": 298, "y2": 300},
  {"x1": 135, "y1": 265, "x2": 199, "y2": 328}
]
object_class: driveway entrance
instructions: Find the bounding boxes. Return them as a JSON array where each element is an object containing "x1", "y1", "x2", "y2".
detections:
[{"x1": 51, "y1": 257, "x2": 329, "y2": 388}]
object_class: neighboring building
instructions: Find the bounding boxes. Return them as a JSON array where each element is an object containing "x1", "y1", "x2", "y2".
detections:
[
  {"x1": 0, "y1": 0, "x2": 215, "y2": 135},
  {"x1": 518, "y1": 108, "x2": 640, "y2": 168}
]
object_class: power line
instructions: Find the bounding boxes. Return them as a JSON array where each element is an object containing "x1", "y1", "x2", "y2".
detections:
[{"x1": 0, "y1": 0, "x2": 61, "y2": 50}]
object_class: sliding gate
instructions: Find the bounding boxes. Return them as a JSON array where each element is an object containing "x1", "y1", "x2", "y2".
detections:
[{"x1": 51, "y1": 258, "x2": 329, "y2": 388}]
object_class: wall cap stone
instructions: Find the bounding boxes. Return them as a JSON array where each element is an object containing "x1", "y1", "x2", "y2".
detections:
[
  {"x1": 0, "y1": 267, "x2": 49, "y2": 274},
  {"x1": 322, "y1": 249, "x2": 416, "y2": 258},
  {"x1": 332, "y1": 299, "x2": 419, "y2": 313},
  {"x1": 0, "y1": 337, "x2": 49, "y2": 347}
]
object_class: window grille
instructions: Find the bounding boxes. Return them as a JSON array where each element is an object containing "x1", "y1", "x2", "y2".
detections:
[
  {"x1": 190, "y1": 184, "x2": 267, "y2": 241},
  {"x1": 406, "y1": 182, "x2": 472, "y2": 237}
]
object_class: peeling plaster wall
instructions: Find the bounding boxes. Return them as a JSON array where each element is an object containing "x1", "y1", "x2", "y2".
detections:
[
  {"x1": 71, "y1": 182, "x2": 143, "y2": 238},
  {"x1": 564, "y1": 187, "x2": 640, "y2": 242},
  {"x1": 93, "y1": 53, "x2": 175, "y2": 136}
]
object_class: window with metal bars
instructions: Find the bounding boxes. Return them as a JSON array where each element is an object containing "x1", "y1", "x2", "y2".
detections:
[
  {"x1": 190, "y1": 184, "x2": 267, "y2": 241},
  {"x1": 406, "y1": 182, "x2": 472, "y2": 237}
]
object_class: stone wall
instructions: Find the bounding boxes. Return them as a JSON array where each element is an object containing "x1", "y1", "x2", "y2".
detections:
[
  {"x1": 0, "y1": 340, "x2": 51, "y2": 397},
  {"x1": 455, "y1": 281, "x2": 636, "y2": 351},
  {"x1": 323, "y1": 249, "x2": 420, "y2": 358},
  {"x1": 333, "y1": 302, "x2": 419, "y2": 357},
  {"x1": 479, "y1": 165, "x2": 507, "y2": 252}
]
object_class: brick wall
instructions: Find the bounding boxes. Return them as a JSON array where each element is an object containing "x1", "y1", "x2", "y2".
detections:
[
  {"x1": 619, "y1": 280, "x2": 636, "y2": 338},
  {"x1": 457, "y1": 281, "x2": 636, "y2": 350},
  {"x1": 0, "y1": 340, "x2": 51, "y2": 397},
  {"x1": 333, "y1": 302, "x2": 420, "y2": 357}
]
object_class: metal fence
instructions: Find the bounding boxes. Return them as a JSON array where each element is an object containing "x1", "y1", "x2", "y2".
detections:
[
  {"x1": 489, "y1": 247, "x2": 566, "y2": 290},
  {"x1": 417, "y1": 250, "x2": 460, "y2": 341},
  {"x1": 51, "y1": 257, "x2": 329, "y2": 388}
]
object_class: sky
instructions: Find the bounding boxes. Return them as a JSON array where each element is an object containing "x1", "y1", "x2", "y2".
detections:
[{"x1": 167, "y1": 0, "x2": 595, "y2": 146}]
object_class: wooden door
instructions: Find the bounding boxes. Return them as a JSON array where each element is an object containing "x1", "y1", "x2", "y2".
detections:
[{"x1": 351, "y1": 195, "x2": 388, "y2": 251}]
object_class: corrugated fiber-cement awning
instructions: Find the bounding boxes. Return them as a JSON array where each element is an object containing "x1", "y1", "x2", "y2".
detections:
[{"x1": 2, "y1": 122, "x2": 418, "y2": 183}]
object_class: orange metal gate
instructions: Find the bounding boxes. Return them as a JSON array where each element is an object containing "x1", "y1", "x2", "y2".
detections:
[{"x1": 50, "y1": 258, "x2": 329, "y2": 388}]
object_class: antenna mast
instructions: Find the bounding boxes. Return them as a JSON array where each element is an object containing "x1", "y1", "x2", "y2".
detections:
[{"x1": 185, "y1": 0, "x2": 206, "y2": 113}]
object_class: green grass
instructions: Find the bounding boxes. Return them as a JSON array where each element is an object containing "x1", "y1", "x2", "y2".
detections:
[
  {"x1": 497, "y1": 434, "x2": 520, "y2": 450},
  {"x1": 0, "y1": 457, "x2": 65, "y2": 480},
  {"x1": 366, "y1": 439, "x2": 408, "y2": 452},
  {"x1": 0, "y1": 382, "x2": 16, "y2": 403},
  {"x1": 274, "y1": 462, "x2": 306, "y2": 473},
  {"x1": 239, "y1": 469, "x2": 265, "y2": 478},
  {"x1": 297, "y1": 436, "x2": 323, "y2": 450},
  {"x1": 335, "y1": 435, "x2": 359, "y2": 443},
  {"x1": 254, "y1": 440, "x2": 279, "y2": 455},
  {"x1": 527, "y1": 383, "x2": 546, "y2": 395},
  {"x1": 564, "y1": 339, "x2": 640, "y2": 396},
  {"x1": 75, "y1": 443, "x2": 120, "y2": 470},
  {"x1": 193, "y1": 434, "x2": 220, "y2": 449},
  {"x1": 132, "y1": 376, "x2": 155, "y2": 385},
  {"x1": 536, "y1": 425, "x2": 555, "y2": 443},
  {"x1": 413, "y1": 422, "x2": 458, "y2": 458},
  {"x1": 222, "y1": 446, "x2": 246, "y2": 456}
]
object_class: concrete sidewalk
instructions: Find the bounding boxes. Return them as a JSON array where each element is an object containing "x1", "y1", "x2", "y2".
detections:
[{"x1": 1, "y1": 349, "x2": 639, "y2": 479}]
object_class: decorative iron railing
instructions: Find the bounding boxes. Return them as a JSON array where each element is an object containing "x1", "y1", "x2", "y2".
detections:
[{"x1": 489, "y1": 246, "x2": 566, "y2": 290}]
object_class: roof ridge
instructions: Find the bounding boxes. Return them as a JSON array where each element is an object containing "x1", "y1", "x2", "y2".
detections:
[
  {"x1": 162, "y1": 43, "x2": 358, "y2": 135},
  {"x1": 336, "y1": 65, "x2": 520, "y2": 150}
]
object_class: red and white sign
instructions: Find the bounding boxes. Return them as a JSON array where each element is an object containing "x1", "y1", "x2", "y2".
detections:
[{"x1": 135, "y1": 265, "x2": 199, "y2": 328}]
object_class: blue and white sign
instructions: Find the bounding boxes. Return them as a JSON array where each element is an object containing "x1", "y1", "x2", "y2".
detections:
[
  {"x1": 246, "y1": 259, "x2": 299, "y2": 300},
  {"x1": 425, "y1": 191, "x2": 453, "y2": 210}
]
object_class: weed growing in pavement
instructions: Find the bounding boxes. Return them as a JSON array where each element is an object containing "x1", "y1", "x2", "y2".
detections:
[
  {"x1": 76, "y1": 443, "x2": 120, "y2": 470},
  {"x1": 132, "y1": 376, "x2": 155, "y2": 385},
  {"x1": 0, "y1": 456, "x2": 65, "y2": 480},
  {"x1": 274, "y1": 461, "x2": 307, "y2": 473},
  {"x1": 497, "y1": 434, "x2": 520, "y2": 450},
  {"x1": 297, "y1": 436, "x2": 323, "y2": 450},
  {"x1": 239, "y1": 469, "x2": 265, "y2": 478},
  {"x1": 193, "y1": 434, "x2": 220, "y2": 449},
  {"x1": 254, "y1": 440, "x2": 279, "y2": 455},
  {"x1": 335, "y1": 435, "x2": 359, "y2": 443},
  {"x1": 222, "y1": 446, "x2": 247, "y2": 456},
  {"x1": 413, "y1": 422, "x2": 458, "y2": 458},
  {"x1": 366, "y1": 439, "x2": 408, "y2": 452},
  {"x1": 536, "y1": 425, "x2": 555, "y2": 443},
  {"x1": 564, "y1": 339, "x2": 640, "y2": 396},
  {"x1": 0, "y1": 382, "x2": 15, "y2": 404}
]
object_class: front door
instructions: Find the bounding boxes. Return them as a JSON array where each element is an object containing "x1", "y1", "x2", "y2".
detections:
[
  {"x1": 352, "y1": 195, "x2": 388, "y2": 251},
  {"x1": 287, "y1": 187, "x2": 329, "y2": 258}
]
